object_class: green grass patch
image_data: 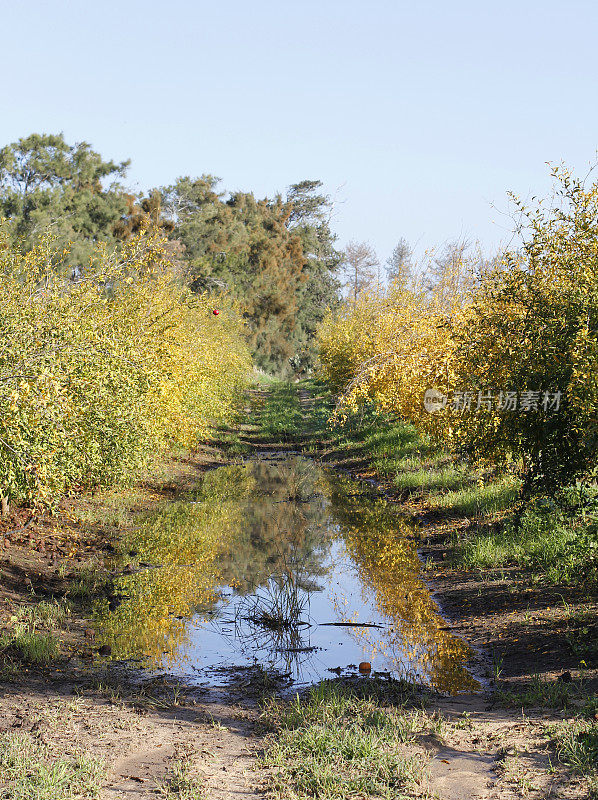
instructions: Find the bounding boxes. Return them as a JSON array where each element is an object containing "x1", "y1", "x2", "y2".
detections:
[
  {"x1": 0, "y1": 601, "x2": 69, "y2": 666},
  {"x1": 261, "y1": 681, "x2": 430, "y2": 800},
  {"x1": 496, "y1": 675, "x2": 592, "y2": 710},
  {"x1": 213, "y1": 428, "x2": 251, "y2": 456},
  {"x1": 0, "y1": 629, "x2": 59, "y2": 665},
  {"x1": 0, "y1": 731, "x2": 104, "y2": 798},
  {"x1": 555, "y1": 718, "x2": 598, "y2": 773},
  {"x1": 394, "y1": 463, "x2": 470, "y2": 492},
  {"x1": 253, "y1": 381, "x2": 305, "y2": 440},
  {"x1": 457, "y1": 500, "x2": 598, "y2": 587},
  {"x1": 431, "y1": 475, "x2": 520, "y2": 516},
  {"x1": 10, "y1": 600, "x2": 69, "y2": 629},
  {"x1": 72, "y1": 485, "x2": 149, "y2": 529},
  {"x1": 561, "y1": 605, "x2": 598, "y2": 663},
  {"x1": 252, "y1": 368, "x2": 281, "y2": 386},
  {"x1": 548, "y1": 701, "x2": 598, "y2": 797}
]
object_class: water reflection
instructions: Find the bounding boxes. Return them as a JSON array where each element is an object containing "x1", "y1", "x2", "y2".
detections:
[{"x1": 95, "y1": 456, "x2": 478, "y2": 693}]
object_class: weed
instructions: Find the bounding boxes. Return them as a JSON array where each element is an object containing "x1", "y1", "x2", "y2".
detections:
[
  {"x1": 0, "y1": 731, "x2": 104, "y2": 798},
  {"x1": 496, "y1": 675, "x2": 588, "y2": 709},
  {"x1": 68, "y1": 562, "x2": 110, "y2": 599},
  {"x1": 455, "y1": 491, "x2": 598, "y2": 589},
  {"x1": 431, "y1": 475, "x2": 520, "y2": 516},
  {"x1": 1, "y1": 629, "x2": 59, "y2": 664},
  {"x1": 261, "y1": 681, "x2": 430, "y2": 799},
  {"x1": 158, "y1": 748, "x2": 205, "y2": 799},
  {"x1": 560, "y1": 603, "x2": 598, "y2": 661},
  {"x1": 550, "y1": 714, "x2": 598, "y2": 791},
  {"x1": 394, "y1": 464, "x2": 469, "y2": 492},
  {"x1": 490, "y1": 650, "x2": 504, "y2": 681},
  {"x1": 10, "y1": 600, "x2": 69, "y2": 629},
  {"x1": 0, "y1": 602, "x2": 64, "y2": 665}
]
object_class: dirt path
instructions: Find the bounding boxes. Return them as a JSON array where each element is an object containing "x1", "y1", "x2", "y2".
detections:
[
  {"x1": 0, "y1": 678, "x2": 265, "y2": 799},
  {"x1": 0, "y1": 384, "x2": 594, "y2": 799}
]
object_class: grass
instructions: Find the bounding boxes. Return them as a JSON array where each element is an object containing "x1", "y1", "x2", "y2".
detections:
[
  {"x1": 300, "y1": 380, "x2": 435, "y2": 476},
  {"x1": 496, "y1": 675, "x2": 592, "y2": 710},
  {"x1": 252, "y1": 367, "x2": 281, "y2": 386},
  {"x1": 301, "y1": 380, "x2": 519, "y2": 508},
  {"x1": 10, "y1": 600, "x2": 69, "y2": 629},
  {"x1": 158, "y1": 748, "x2": 205, "y2": 799},
  {"x1": 431, "y1": 475, "x2": 520, "y2": 516},
  {"x1": 271, "y1": 380, "x2": 594, "y2": 589},
  {"x1": 252, "y1": 381, "x2": 305, "y2": 440},
  {"x1": 456, "y1": 499, "x2": 598, "y2": 587},
  {"x1": 67, "y1": 561, "x2": 111, "y2": 599},
  {"x1": 0, "y1": 600, "x2": 68, "y2": 666},
  {"x1": 0, "y1": 731, "x2": 104, "y2": 799},
  {"x1": 261, "y1": 680, "x2": 431, "y2": 800},
  {"x1": 0, "y1": 628, "x2": 59, "y2": 665},
  {"x1": 555, "y1": 718, "x2": 598, "y2": 773},
  {"x1": 393, "y1": 463, "x2": 469, "y2": 492},
  {"x1": 214, "y1": 428, "x2": 251, "y2": 456},
  {"x1": 561, "y1": 604, "x2": 598, "y2": 662},
  {"x1": 71, "y1": 447, "x2": 195, "y2": 530},
  {"x1": 548, "y1": 699, "x2": 598, "y2": 798}
]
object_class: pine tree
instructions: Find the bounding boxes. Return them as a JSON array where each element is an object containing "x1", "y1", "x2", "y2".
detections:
[{"x1": 0, "y1": 133, "x2": 129, "y2": 267}]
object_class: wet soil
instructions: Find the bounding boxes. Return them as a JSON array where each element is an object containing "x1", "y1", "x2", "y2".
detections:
[{"x1": 0, "y1": 389, "x2": 595, "y2": 799}]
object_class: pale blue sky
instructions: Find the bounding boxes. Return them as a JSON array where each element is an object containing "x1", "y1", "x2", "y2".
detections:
[{"x1": 1, "y1": 0, "x2": 597, "y2": 263}]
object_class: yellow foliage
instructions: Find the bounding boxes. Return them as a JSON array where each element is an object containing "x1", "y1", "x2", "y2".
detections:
[
  {"x1": 318, "y1": 166, "x2": 598, "y2": 490},
  {"x1": 318, "y1": 279, "x2": 470, "y2": 440},
  {"x1": 0, "y1": 226, "x2": 251, "y2": 504},
  {"x1": 95, "y1": 471, "x2": 253, "y2": 662}
]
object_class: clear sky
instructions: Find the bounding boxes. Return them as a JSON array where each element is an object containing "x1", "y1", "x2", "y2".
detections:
[{"x1": 1, "y1": 0, "x2": 597, "y2": 263}]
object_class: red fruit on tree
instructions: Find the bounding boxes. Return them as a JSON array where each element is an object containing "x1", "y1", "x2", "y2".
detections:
[{"x1": 213, "y1": 309, "x2": 220, "y2": 316}]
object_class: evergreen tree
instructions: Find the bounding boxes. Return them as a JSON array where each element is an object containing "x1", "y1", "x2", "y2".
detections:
[
  {"x1": 284, "y1": 180, "x2": 342, "y2": 371},
  {"x1": 162, "y1": 177, "x2": 341, "y2": 374},
  {"x1": 0, "y1": 133, "x2": 129, "y2": 266}
]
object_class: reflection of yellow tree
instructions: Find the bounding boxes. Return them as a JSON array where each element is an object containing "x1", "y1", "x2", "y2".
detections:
[
  {"x1": 95, "y1": 465, "x2": 255, "y2": 663},
  {"x1": 95, "y1": 459, "x2": 333, "y2": 665},
  {"x1": 327, "y1": 476, "x2": 478, "y2": 693}
]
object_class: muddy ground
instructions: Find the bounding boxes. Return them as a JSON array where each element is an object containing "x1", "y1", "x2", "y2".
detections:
[{"x1": 0, "y1": 400, "x2": 596, "y2": 799}]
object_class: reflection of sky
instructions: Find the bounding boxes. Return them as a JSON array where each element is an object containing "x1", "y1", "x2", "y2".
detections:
[
  {"x1": 98, "y1": 455, "x2": 478, "y2": 693},
  {"x1": 176, "y1": 539, "x2": 415, "y2": 686}
]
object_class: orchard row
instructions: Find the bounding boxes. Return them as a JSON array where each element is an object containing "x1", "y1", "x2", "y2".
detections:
[
  {"x1": 318, "y1": 166, "x2": 598, "y2": 496},
  {"x1": 0, "y1": 228, "x2": 251, "y2": 510}
]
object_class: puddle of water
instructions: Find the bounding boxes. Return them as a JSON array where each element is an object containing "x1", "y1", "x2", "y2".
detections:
[{"x1": 95, "y1": 456, "x2": 479, "y2": 694}]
